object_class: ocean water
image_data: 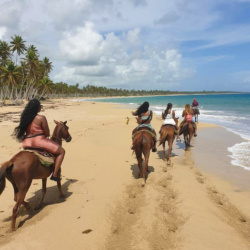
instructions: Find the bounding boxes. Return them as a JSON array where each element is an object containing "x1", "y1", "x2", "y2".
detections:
[{"x1": 73, "y1": 93, "x2": 250, "y2": 170}]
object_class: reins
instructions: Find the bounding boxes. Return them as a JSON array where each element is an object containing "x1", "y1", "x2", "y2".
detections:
[{"x1": 51, "y1": 123, "x2": 71, "y2": 145}]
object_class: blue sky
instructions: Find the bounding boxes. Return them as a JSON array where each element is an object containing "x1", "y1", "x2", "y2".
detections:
[{"x1": 0, "y1": 0, "x2": 250, "y2": 91}]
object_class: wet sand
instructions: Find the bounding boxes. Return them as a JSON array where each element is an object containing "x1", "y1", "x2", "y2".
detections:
[{"x1": 0, "y1": 99, "x2": 250, "y2": 250}]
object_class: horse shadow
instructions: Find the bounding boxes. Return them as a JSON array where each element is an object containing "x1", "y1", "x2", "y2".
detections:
[
  {"x1": 157, "y1": 148, "x2": 179, "y2": 159},
  {"x1": 130, "y1": 164, "x2": 154, "y2": 180},
  {"x1": 3, "y1": 178, "x2": 78, "y2": 229}
]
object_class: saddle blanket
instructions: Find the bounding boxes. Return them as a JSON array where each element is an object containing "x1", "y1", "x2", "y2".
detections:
[{"x1": 25, "y1": 149, "x2": 54, "y2": 167}]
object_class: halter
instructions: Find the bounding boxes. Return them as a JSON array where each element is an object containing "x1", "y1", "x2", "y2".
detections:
[{"x1": 51, "y1": 122, "x2": 71, "y2": 145}]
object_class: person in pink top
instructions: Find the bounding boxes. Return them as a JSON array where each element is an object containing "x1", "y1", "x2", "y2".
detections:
[{"x1": 13, "y1": 99, "x2": 65, "y2": 181}]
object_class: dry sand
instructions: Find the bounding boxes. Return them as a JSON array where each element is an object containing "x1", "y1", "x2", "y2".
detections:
[{"x1": 0, "y1": 99, "x2": 250, "y2": 250}]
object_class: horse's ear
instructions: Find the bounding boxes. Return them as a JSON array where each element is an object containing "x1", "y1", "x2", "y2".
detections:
[
  {"x1": 54, "y1": 120, "x2": 59, "y2": 124},
  {"x1": 63, "y1": 121, "x2": 67, "y2": 125}
]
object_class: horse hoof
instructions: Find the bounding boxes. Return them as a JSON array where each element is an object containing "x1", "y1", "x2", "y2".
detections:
[
  {"x1": 167, "y1": 161, "x2": 171, "y2": 166},
  {"x1": 141, "y1": 181, "x2": 145, "y2": 187},
  {"x1": 163, "y1": 158, "x2": 167, "y2": 162},
  {"x1": 59, "y1": 193, "x2": 65, "y2": 198}
]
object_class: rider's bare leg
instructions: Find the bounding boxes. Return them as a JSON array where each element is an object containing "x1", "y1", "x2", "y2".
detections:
[{"x1": 52, "y1": 147, "x2": 65, "y2": 179}]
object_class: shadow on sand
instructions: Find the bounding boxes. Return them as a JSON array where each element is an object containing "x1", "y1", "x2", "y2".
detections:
[
  {"x1": 3, "y1": 178, "x2": 78, "y2": 229},
  {"x1": 130, "y1": 164, "x2": 155, "y2": 181}
]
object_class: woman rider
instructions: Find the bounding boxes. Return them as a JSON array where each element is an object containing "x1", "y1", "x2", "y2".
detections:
[
  {"x1": 131, "y1": 101, "x2": 157, "y2": 152},
  {"x1": 13, "y1": 99, "x2": 65, "y2": 181},
  {"x1": 161, "y1": 103, "x2": 181, "y2": 142},
  {"x1": 181, "y1": 103, "x2": 197, "y2": 137}
]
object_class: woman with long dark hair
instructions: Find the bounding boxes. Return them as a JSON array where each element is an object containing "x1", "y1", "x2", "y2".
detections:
[
  {"x1": 13, "y1": 99, "x2": 66, "y2": 181},
  {"x1": 161, "y1": 103, "x2": 180, "y2": 142},
  {"x1": 131, "y1": 101, "x2": 157, "y2": 152}
]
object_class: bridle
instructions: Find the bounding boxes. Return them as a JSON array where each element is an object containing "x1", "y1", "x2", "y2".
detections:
[{"x1": 51, "y1": 122, "x2": 71, "y2": 144}]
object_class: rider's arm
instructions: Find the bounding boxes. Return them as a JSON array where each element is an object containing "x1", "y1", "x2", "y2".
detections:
[
  {"x1": 150, "y1": 110, "x2": 153, "y2": 120},
  {"x1": 162, "y1": 111, "x2": 165, "y2": 120},
  {"x1": 182, "y1": 110, "x2": 185, "y2": 117},
  {"x1": 40, "y1": 115, "x2": 50, "y2": 137}
]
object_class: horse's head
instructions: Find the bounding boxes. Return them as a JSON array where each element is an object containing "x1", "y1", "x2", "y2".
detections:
[{"x1": 53, "y1": 120, "x2": 72, "y2": 143}]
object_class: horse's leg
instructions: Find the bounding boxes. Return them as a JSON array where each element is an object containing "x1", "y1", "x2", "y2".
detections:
[
  {"x1": 167, "y1": 139, "x2": 173, "y2": 165},
  {"x1": 163, "y1": 140, "x2": 167, "y2": 161},
  {"x1": 35, "y1": 178, "x2": 47, "y2": 210},
  {"x1": 11, "y1": 181, "x2": 18, "y2": 202},
  {"x1": 11, "y1": 187, "x2": 30, "y2": 231},
  {"x1": 142, "y1": 151, "x2": 149, "y2": 187}
]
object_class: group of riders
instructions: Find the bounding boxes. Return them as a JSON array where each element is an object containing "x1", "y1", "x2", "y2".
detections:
[
  {"x1": 13, "y1": 98, "x2": 199, "y2": 182},
  {"x1": 131, "y1": 98, "x2": 199, "y2": 152}
]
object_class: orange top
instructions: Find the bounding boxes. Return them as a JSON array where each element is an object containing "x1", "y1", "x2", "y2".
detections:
[{"x1": 26, "y1": 121, "x2": 44, "y2": 135}]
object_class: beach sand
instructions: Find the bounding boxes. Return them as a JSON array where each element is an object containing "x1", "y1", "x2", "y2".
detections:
[{"x1": 0, "y1": 99, "x2": 250, "y2": 250}]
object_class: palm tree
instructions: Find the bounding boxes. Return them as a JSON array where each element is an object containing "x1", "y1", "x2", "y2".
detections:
[
  {"x1": 38, "y1": 76, "x2": 53, "y2": 97},
  {"x1": 0, "y1": 60, "x2": 22, "y2": 101},
  {"x1": 10, "y1": 35, "x2": 27, "y2": 65},
  {"x1": 0, "y1": 41, "x2": 12, "y2": 66},
  {"x1": 27, "y1": 44, "x2": 39, "y2": 57},
  {"x1": 41, "y1": 57, "x2": 53, "y2": 76}
]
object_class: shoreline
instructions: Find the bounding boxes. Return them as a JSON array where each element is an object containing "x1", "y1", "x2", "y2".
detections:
[{"x1": 1, "y1": 99, "x2": 250, "y2": 249}]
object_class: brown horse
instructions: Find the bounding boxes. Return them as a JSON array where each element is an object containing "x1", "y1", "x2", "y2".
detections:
[
  {"x1": 132, "y1": 128, "x2": 155, "y2": 187},
  {"x1": 159, "y1": 125, "x2": 176, "y2": 165},
  {"x1": 0, "y1": 120, "x2": 72, "y2": 231},
  {"x1": 180, "y1": 122, "x2": 194, "y2": 150},
  {"x1": 192, "y1": 108, "x2": 199, "y2": 122}
]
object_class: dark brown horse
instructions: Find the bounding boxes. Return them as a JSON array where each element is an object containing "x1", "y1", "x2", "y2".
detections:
[
  {"x1": 192, "y1": 108, "x2": 199, "y2": 122},
  {"x1": 159, "y1": 125, "x2": 176, "y2": 165},
  {"x1": 0, "y1": 120, "x2": 72, "y2": 231},
  {"x1": 180, "y1": 122, "x2": 194, "y2": 150},
  {"x1": 132, "y1": 128, "x2": 155, "y2": 187}
]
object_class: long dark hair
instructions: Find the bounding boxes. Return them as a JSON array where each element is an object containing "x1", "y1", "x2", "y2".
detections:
[
  {"x1": 163, "y1": 103, "x2": 172, "y2": 119},
  {"x1": 132, "y1": 101, "x2": 149, "y2": 116},
  {"x1": 13, "y1": 99, "x2": 41, "y2": 142}
]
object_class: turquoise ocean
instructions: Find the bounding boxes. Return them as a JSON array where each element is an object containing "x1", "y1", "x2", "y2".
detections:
[{"x1": 74, "y1": 93, "x2": 250, "y2": 171}]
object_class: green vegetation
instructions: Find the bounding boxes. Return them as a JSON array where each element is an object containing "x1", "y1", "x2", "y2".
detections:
[{"x1": 0, "y1": 35, "x2": 242, "y2": 104}]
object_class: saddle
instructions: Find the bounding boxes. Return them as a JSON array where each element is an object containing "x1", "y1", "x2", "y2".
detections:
[
  {"x1": 24, "y1": 148, "x2": 55, "y2": 167},
  {"x1": 161, "y1": 124, "x2": 178, "y2": 135},
  {"x1": 132, "y1": 127, "x2": 157, "y2": 142}
]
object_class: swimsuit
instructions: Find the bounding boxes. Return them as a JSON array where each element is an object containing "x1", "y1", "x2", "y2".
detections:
[{"x1": 22, "y1": 120, "x2": 59, "y2": 154}]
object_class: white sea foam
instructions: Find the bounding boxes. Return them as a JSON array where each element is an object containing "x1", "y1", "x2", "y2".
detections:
[{"x1": 228, "y1": 142, "x2": 250, "y2": 170}]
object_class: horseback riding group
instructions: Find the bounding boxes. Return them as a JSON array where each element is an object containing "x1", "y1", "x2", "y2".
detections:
[
  {"x1": 131, "y1": 99, "x2": 200, "y2": 185},
  {"x1": 0, "y1": 97, "x2": 199, "y2": 230}
]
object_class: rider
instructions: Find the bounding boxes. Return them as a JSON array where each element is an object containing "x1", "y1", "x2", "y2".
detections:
[
  {"x1": 192, "y1": 98, "x2": 199, "y2": 108},
  {"x1": 160, "y1": 103, "x2": 181, "y2": 142},
  {"x1": 192, "y1": 98, "x2": 200, "y2": 114},
  {"x1": 13, "y1": 99, "x2": 65, "y2": 181},
  {"x1": 131, "y1": 101, "x2": 157, "y2": 152},
  {"x1": 180, "y1": 103, "x2": 197, "y2": 137}
]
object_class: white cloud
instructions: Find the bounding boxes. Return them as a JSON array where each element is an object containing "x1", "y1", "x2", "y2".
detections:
[
  {"x1": 0, "y1": 27, "x2": 7, "y2": 39},
  {"x1": 55, "y1": 23, "x2": 194, "y2": 89}
]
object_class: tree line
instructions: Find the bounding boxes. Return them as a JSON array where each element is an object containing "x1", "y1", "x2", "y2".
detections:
[{"x1": 0, "y1": 35, "x2": 238, "y2": 105}]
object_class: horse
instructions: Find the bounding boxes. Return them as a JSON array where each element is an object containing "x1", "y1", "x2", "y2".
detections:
[
  {"x1": 179, "y1": 122, "x2": 194, "y2": 151},
  {"x1": 0, "y1": 120, "x2": 72, "y2": 231},
  {"x1": 132, "y1": 128, "x2": 155, "y2": 187},
  {"x1": 192, "y1": 108, "x2": 199, "y2": 122},
  {"x1": 159, "y1": 125, "x2": 176, "y2": 165}
]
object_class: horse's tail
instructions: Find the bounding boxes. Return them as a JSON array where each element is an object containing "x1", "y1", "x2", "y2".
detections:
[
  {"x1": 0, "y1": 160, "x2": 12, "y2": 195},
  {"x1": 179, "y1": 123, "x2": 189, "y2": 136},
  {"x1": 159, "y1": 129, "x2": 169, "y2": 146}
]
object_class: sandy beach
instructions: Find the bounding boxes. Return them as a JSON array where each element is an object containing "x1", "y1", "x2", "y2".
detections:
[{"x1": 1, "y1": 99, "x2": 250, "y2": 250}]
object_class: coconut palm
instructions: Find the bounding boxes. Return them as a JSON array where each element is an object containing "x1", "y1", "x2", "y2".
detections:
[
  {"x1": 38, "y1": 76, "x2": 53, "y2": 97},
  {"x1": 41, "y1": 57, "x2": 53, "y2": 76},
  {"x1": 0, "y1": 41, "x2": 12, "y2": 66},
  {"x1": 0, "y1": 60, "x2": 22, "y2": 101},
  {"x1": 10, "y1": 35, "x2": 27, "y2": 65},
  {"x1": 27, "y1": 44, "x2": 39, "y2": 56}
]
